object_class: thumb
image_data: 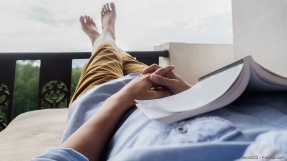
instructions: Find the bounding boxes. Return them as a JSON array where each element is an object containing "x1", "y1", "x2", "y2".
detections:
[{"x1": 150, "y1": 74, "x2": 175, "y2": 89}]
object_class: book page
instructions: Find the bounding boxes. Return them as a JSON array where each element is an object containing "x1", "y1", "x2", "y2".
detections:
[
  {"x1": 246, "y1": 67, "x2": 287, "y2": 92},
  {"x1": 136, "y1": 63, "x2": 244, "y2": 112},
  {"x1": 136, "y1": 104, "x2": 173, "y2": 119},
  {"x1": 246, "y1": 57, "x2": 287, "y2": 91}
]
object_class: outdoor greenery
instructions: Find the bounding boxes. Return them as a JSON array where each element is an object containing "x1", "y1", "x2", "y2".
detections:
[{"x1": 0, "y1": 61, "x2": 81, "y2": 125}]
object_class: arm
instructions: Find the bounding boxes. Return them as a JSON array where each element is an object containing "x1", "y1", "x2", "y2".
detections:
[
  {"x1": 61, "y1": 74, "x2": 170, "y2": 161},
  {"x1": 61, "y1": 93, "x2": 130, "y2": 161}
]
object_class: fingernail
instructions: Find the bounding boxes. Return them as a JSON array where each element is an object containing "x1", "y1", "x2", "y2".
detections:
[{"x1": 151, "y1": 74, "x2": 157, "y2": 81}]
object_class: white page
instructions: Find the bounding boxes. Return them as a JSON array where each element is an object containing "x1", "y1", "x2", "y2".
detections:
[
  {"x1": 136, "y1": 104, "x2": 173, "y2": 119},
  {"x1": 136, "y1": 63, "x2": 244, "y2": 112}
]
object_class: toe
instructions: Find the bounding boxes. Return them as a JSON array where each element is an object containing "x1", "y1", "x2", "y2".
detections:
[
  {"x1": 91, "y1": 18, "x2": 96, "y2": 26},
  {"x1": 110, "y1": 2, "x2": 115, "y2": 10},
  {"x1": 89, "y1": 16, "x2": 92, "y2": 24},
  {"x1": 101, "y1": 8, "x2": 105, "y2": 17},
  {"x1": 102, "y1": 4, "x2": 105, "y2": 11},
  {"x1": 79, "y1": 16, "x2": 85, "y2": 24},
  {"x1": 102, "y1": 6, "x2": 106, "y2": 13},
  {"x1": 84, "y1": 15, "x2": 88, "y2": 23},
  {"x1": 106, "y1": 3, "x2": 111, "y2": 11},
  {"x1": 87, "y1": 16, "x2": 91, "y2": 24},
  {"x1": 104, "y1": 3, "x2": 108, "y2": 12}
]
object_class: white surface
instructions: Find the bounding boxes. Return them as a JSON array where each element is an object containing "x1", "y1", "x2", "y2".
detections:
[
  {"x1": 155, "y1": 43, "x2": 234, "y2": 85},
  {"x1": 232, "y1": 0, "x2": 287, "y2": 77},
  {"x1": 136, "y1": 63, "x2": 243, "y2": 112},
  {"x1": 136, "y1": 104, "x2": 173, "y2": 119},
  {"x1": 0, "y1": 0, "x2": 232, "y2": 52}
]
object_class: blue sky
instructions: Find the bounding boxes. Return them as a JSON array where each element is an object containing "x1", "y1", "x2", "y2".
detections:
[{"x1": 0, "y1": 0, "x2": 233, "y2": 53}]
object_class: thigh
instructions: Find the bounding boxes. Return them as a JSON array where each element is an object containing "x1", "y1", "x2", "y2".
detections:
[
  {"x1": 121, "y1": 53, "x2": 148, "y2": 75},
  {"x1": 70, "y1": 43, "x2": 124, "y2": 105}
]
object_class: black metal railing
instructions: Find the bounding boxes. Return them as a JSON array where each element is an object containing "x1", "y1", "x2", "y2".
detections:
[{"x1": 0, "y1": 51, "x2": 169, "y2": 130}]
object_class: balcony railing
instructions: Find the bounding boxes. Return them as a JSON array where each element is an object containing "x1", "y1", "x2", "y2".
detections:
[{"x1": 0, "y1": 51, "x2": 169, "y2": 130}]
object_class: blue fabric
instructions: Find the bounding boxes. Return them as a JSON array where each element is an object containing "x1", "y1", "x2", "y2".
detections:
[
  {"x1": 31, "y1": 148, "x2": 88, "y2": 161},
  {"x1": 32, "y1": 74, "x2": 287, "y2": 161},
  {"x1": 237, "y1": 130, "x2": 287, "y2": 161}
]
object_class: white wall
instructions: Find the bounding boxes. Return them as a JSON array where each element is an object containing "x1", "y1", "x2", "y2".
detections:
[
  {"x1": 232, "y1": 0, "x2": 287, "y2": 77},
  {"x1": 155, "y1": 43, "x2": 234, "y2": 85}
]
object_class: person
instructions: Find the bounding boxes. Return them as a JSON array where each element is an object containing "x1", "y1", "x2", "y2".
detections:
[{"x1": 32, "y1": 2, "x2": 287, "y2": 161}]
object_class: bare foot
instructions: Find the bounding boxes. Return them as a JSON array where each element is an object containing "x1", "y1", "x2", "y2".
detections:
[
  {"x1": 79, "y1": 15, "x2": 100, "y2": 44},
  {"x1": 101, "y1": 2, "x2": 116, "y2": 40}
]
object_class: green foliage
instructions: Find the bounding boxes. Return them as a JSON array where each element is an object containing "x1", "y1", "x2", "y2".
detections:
[
  {"x1": 71, "y1": 68, "x2": 81, "y2": 98},
  {"x1": 13, "y1": 61, "x2": 40, "y2": 118}
]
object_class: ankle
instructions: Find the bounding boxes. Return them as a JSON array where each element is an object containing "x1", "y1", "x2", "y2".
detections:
[
  {"x1": 103, "y1": 28, "x2": 115, "y2": 39},
  {"x1": 103, "y1": 27, "x2": 115, "y2": 33},
  {"x1": 90, "y1": 34, "x2": 100, "y2": 45}
]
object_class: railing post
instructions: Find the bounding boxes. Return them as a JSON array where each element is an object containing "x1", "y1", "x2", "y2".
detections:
[
  {"x1": 0, "y1": 60, "x2": 16, "y2": 125},
  {"x1": 37, "y1": 59, "x2": 72, "y2": 109}
]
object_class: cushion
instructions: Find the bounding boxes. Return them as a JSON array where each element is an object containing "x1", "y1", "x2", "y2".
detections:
[{"x1": 0, "y1": 108, "x2": 68, "y2": 161}]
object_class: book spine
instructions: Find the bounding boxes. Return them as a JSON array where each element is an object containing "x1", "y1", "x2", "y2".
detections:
[{"x1": 198, "y1": 59, "x2": 244, "y2": 82}]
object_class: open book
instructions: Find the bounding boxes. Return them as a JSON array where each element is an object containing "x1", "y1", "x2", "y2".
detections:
[{"x1": 136, "y1": 56, "x2": 287, "y2": 124}]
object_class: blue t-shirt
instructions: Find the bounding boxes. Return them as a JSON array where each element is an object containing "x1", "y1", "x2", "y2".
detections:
[{"x1": 32, "y1": 73, "x2": 287, "y2": 161}]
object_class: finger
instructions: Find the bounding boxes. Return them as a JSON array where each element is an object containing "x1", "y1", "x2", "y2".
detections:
[
  {"x1": 165, "y1": 70, "x2": 177, "y2": 78},
  {"x1": 151, "y1": 86, "x2": 169, "y2": 90},
  {"x1": 141, "y1": 64, "x2": 161, "y2": 75},
  {"x1": 141, "y1": 73, "x2": 154, "y2": 82},
  {"x1": 150, "y1": 74, "x2": 176, "y2": 88},
  {"x1": 150, "y1": 89, "x2": 171, "y2": 99},
  {"x1": 153, "y1": 65, "x2": 175, "y2": 76}
]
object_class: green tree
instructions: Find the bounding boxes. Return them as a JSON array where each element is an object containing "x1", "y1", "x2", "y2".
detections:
[
  {"x1": 1, "y1": 61, "x2": 82, "y2": 125},
  {"x1": 13, "y1": 61, "x2": 40, "y2": 118}
]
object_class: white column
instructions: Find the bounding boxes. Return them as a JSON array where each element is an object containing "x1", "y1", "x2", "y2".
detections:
[{"x1": 232, "y1": 0, "x2": 287, "y2": 77}]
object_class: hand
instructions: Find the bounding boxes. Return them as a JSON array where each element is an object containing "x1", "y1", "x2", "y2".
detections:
[
  {"x1": 114, "y1": 73, "x2": 171, "y2": 108},
  {"x1": 141, "y1": 64, "x2": 175, "y2": 75},
  {"x1": 142, "y1": 64, "x2": 192, "y2": 95}
]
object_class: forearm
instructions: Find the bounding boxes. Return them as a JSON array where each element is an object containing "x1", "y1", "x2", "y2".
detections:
[
  {"x1": 60, "y1": 73, "x2": 169, "y2": 161},
  {"x1": 61, "y1": 93, "x2": 132, "y2": 161}
]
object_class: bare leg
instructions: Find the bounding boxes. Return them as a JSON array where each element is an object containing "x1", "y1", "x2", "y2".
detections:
[
  {"x1": 79, "y1": 15, "x2": 100, "y2": 45},
  {"x1": 72, "y1": 2, "x2": 147, "y2": 105},
  {"x1": 92, "y1": 2, "x2": 118, "y2": 53},
  {"x1": 80, "y1": 3, "x2": 126, "y2": 55}
]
